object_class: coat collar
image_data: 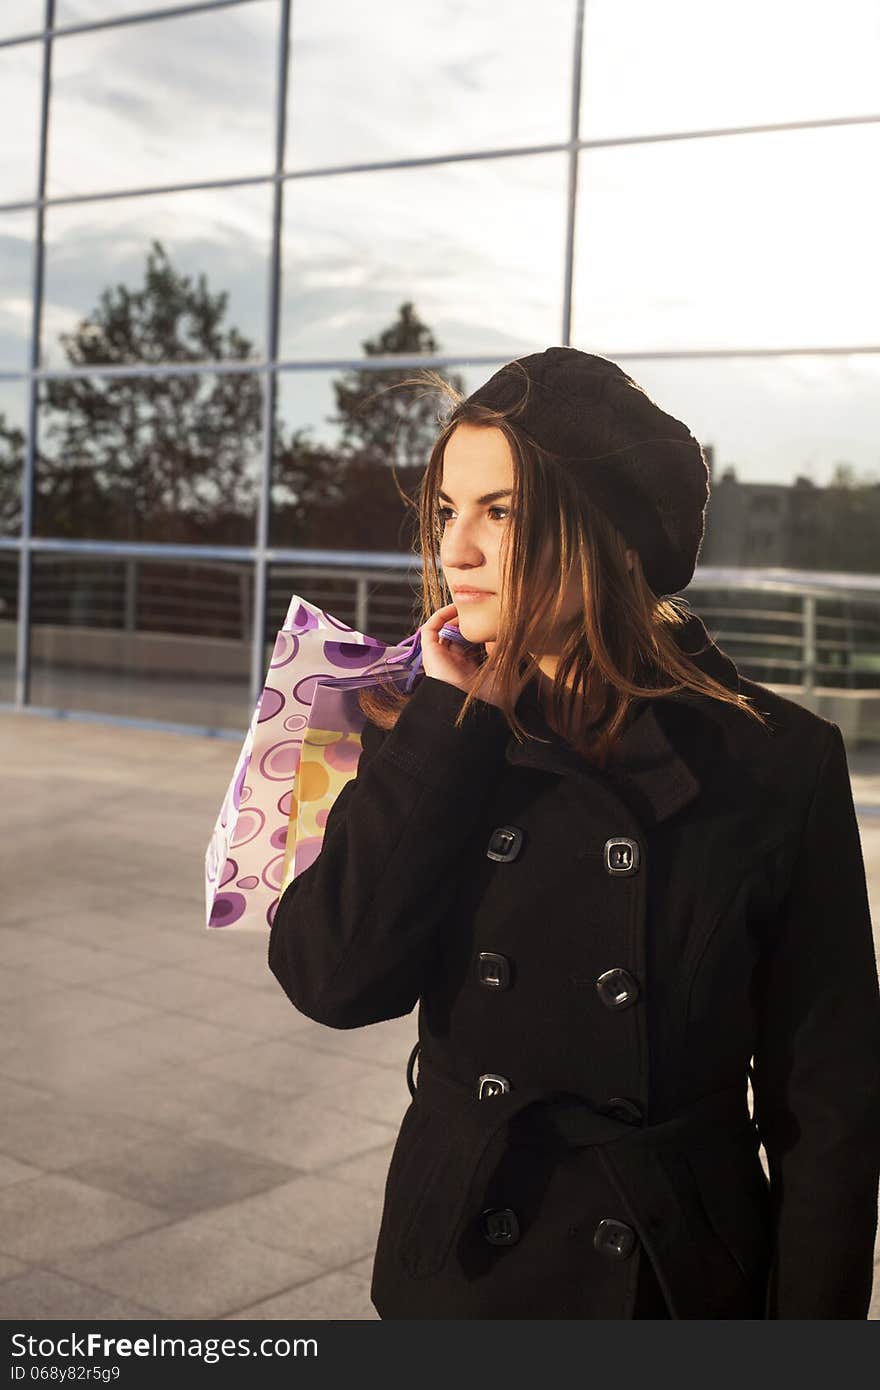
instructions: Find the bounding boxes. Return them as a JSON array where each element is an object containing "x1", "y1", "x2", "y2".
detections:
[{"x1": 504, "y1": 612, "x2": 750, "y2": 826}]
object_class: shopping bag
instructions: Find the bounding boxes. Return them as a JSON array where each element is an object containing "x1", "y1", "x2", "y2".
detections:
[{"x1": 204, "y1": 593, "x2": 426, "y2": 934}]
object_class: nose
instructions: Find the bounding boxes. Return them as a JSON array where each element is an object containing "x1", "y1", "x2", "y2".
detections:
[{"x1": 441, "y1": 514, "x2": 487, "y2": 567}]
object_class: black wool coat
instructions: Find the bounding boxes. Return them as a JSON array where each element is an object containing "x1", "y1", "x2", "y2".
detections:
[{"x1": 267, "y1": 612, "x2": 880, "y2": 1319}]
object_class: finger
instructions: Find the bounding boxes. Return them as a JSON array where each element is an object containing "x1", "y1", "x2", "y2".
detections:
[{"x1": 421, "y1": 604, "x2": 459, "y2": 640}]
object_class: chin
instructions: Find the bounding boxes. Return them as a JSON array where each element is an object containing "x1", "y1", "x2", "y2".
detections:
[{"x1": 455, "y1": 616, "x2": 495, "y2": 642}]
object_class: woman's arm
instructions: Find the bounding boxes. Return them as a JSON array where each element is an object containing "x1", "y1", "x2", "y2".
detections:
[
  {"x1": 267, "y1": 674, "x2": 511, "y2": 1029},
  {"x1": 751, "y1": 720, "x2": 880, "y2": 1318}
]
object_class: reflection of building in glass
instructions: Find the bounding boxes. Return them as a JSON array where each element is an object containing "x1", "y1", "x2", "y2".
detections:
[{"x1": 0, "y1": 1, "x2": 878, "y2": 739}]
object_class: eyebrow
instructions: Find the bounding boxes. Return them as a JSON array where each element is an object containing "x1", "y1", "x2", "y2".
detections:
[{"x1": 437, "y1": 489, "x2": 513, "y2": 505}]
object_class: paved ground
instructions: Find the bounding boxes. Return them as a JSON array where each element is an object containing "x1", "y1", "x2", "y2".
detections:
[{"x1": 1, "y1": 709, "x2": 878, "y2": 1321}]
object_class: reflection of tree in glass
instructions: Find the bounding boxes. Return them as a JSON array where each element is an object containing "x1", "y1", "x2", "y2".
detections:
[
  {"x1": 34, "y1": 239, "x2": 262, "y2": 543},
  {"x1": 0, "y1": 414, "x2": 25, "y2": 536},
  {"x1": 272, "y1": 299, "x2": 467, "y2": 551}
]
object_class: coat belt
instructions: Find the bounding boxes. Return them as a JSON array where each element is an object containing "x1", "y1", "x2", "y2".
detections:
[{"x1": 402, "y1": 1050, "x2": 761, "y2": 1317}]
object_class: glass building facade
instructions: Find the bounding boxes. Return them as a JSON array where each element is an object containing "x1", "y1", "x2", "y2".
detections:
[{"x1": 1, "y1": 0, "x2": 879, "y2": 740}]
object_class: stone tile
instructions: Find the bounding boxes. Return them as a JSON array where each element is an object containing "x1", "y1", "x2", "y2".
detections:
[
  {"x1": 302, "y1": 1016, "x2": 418, "y2": 1071},
  {"x1": 0, "y1": 1073, "x2": 58, "y2": 1112},
  {"x1": 0, "y1": 964, "x2": 61, "y2": 1003},
  {"x1": 321, "y1": 1141, "x2": 395, "y2": 1195},
  {"x1": 7, "y1": 881, "x2": 157, "y2": 932},
  {"x1": 0, "y1": 1094, "x2": 168, "y2": 1171},
  {"x1": 174, "y1": 982, "x2": 313, "y2": 1037},
  {"x1": 0, "y1": 984, "x2": 160, "y2": 1046},
  {"x1": 192, "y1": 1037, "x2": 388, "y2": 1098},
  {"x1": 64, "y1": 1134, "x2": 301, "y2": 1217},
  {"x1": 57, "y1": 1061, "x2": 277, "y2": 1134},
  {"x1": 191, "y1": 938, "x2": 283, "y2": 989},
  {"x1": 52, "y1": 1010, "x2": 259, "y2": 1074},
  {"x1": 0, "y1": 1269, "x2": 167, "y2": 1320},
  {"x1": 226, "y1": 1267, "x2": 379, "y2": 1320},
  {"x1": 69, "y1": 918, "x2": 212, "y2": 967},
  {"x1": 172, "y1": 1172, "x2": 383, "y2": 1268},
  {"x1": 45, "y1": 1215, "x2": 323, "y2": 1320},
  {"x1": 0, "y1": 1028, "x2": 169, "y2": 1091},
  {"x1": 0, "y1": 1154, "x2": 42, "y2": 1189},
  {"x1": 0, "y1": 1173, "x2": 167, "y2": 1262},
  {"x1": 0, "y1": 1252, "x2": 31, "y2": 1283},
  {"x1": 0, "y1": 929, "x2": 144, "y2": 987},
  {"x1": 315, "y1": 1062, "x2": 413, "y2": 1124},
  {"x1": 186, "y1": 1087, "x2": 396, "y2": 1170},
  {"x1": 89, "y1": 964, "x2": 307, "y2": 1039}
]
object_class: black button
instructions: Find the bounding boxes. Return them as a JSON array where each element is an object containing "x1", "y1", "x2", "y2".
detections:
[
  {"x1": 604, "y1": 837, "x2": 640, "y2": 874},
  {"x1": 593, "y1": 1218, "x2": 637, "y2": 1259},
  {"x1": 596, "y1": 967, "x2": 640, "y2": 1010},
  {"x1": 486, "y1": 826, "x2": 524, "y2": 862},
  {"x1": 600, "y1": 1096, "x2": 644, "y2": 1124},
  {"x1": 478, "y1": 1074, "x2": 510, "y2": 1099},
  {"x1": 476, "y1": 952, "x2": 512, "y2": 990},
  {"x1": 482, "y1": 1208, "x2": 520, "y2": 1245}
]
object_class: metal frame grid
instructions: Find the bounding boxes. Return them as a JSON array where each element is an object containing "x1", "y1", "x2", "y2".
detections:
[{"x1": 1, "y1": 0, "x2": 879, "y2": 738}]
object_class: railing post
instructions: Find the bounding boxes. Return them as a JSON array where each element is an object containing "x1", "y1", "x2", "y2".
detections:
[
  {"x1": 802, "y1": 593, "x2": 816, "y2": 693},
  {"x1": 123, "y1": 557, "x2": 138, "y2": 631},
  {"x1": 355, "y1": 576, "x2": 369, "y2": 635}
]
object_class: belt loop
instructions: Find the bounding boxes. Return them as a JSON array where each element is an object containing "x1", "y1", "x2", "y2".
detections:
[{"x1": 406, "y1": 1040, "x2": 420, "y2": 1098}]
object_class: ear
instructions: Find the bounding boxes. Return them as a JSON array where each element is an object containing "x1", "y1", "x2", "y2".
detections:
[{"x1": 626, "y1": 548, "x2": 634, "y2": 572}]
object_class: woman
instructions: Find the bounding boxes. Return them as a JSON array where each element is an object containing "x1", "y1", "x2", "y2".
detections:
[{"x1": 268, "y1": 347, "x2": 880, "y2": 1319}]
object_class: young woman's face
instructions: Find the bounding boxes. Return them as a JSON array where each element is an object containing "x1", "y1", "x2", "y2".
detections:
[
  {"x1": 438, "y1": 423, "x2": 575, "y2": 649},
  {"x1": 438, "y1": 423, "x2": 633, "y2": 653}
]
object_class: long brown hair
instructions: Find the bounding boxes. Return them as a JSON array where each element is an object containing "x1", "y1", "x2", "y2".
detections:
[{"x1": 356, "y1": 368, "x2": 769, "y2": 770}]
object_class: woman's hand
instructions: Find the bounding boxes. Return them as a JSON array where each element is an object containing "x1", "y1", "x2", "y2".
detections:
[{"x1": 419, "y1": 604, "x2": 530, "y2": 710}]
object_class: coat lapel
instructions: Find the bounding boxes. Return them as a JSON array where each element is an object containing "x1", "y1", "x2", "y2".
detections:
[{"x1": 504, "y1": 613, "x2": 745, "y2": 827}]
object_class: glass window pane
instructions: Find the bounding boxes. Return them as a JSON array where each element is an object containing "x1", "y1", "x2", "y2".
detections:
[
  {"x1": 572, "y1": 125, "x2": 880, "y2": 353},
  {"x1": 264, "y1": 561, "x2": 421, "y2": 660},
  {"x1": 605, "y1": 351, "x2": 880, "y2": 586},
  {"x1": 286, "y1": 0, "x2": 576, "y2": 169},
  {"x1": 0, "y1": 381, "x2": 28, "y2": 539},
  {"x1": 0, "y1": 41, "x2": 42, "y2": 203},
  {"x1": 580, "y1": 0, "x2": 880, "y2": 139},
  {"x1": 29, "y1": 552, "x2": 254, "y2": 727},
  {"x1": 41, "y1": 185, "x2": 273, "y2": 369},
  {"x1": 0, "y1": 546, "x2": 18, "y2": 699},
  {"x1": 274, "y1": 353, "x2": 880, "y2": 688},
  {"x1": 280, "y1": 153, "x2": 568, "y2": 361},
  {"x1": 47, "y1": 1, "x2": 281, "y2": 197},
  {"x1": 56, "y1": 2, "x2": 193, "y2": 20},
  {"x1": 270, "y1": 357, "x2": 507, "y2": 551},
  {"x1": 0, "y1": 209, "x2": 35, "y2": 370},
  {"x1": 0, "y1": 2, "x2": 44, "y2": 40},
  {"x1": 35, "y1": 370, "x2": 264, "y2": 543}
]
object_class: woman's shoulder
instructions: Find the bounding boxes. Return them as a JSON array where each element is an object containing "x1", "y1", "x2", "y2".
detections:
[{"x1": 736, "y1": 674, "x2": 843, "y2": 755}]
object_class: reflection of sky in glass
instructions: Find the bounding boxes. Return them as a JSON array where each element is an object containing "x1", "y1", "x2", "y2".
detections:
[
  {"x1": 274, "y1": 354, "x2": 880, "y2": 491},
  {"x1": 0, "y1": 380, "x2": 27, "y2": 433},
  {"x1": 0, "y1": 42, "x2": 41, "y2": 203},
  {"x1": 0, "y1": 1, "x2": 44, "y2": 40},
  {"x1": 41, "y1": 184, "x2": 274, "y2": 368},
  {"x1": 0, "y1": 0, "x2": 875, "y2": 515},
  {"x1": 46, "y1": 0, "x2": 280, "y2": 197},
  {"x1": 581, "y1": 0, "x2": 880, "y2": 138},
  {"x1": 0, "y1": 210, "x2": 35, "y2": 370},
  {"x1": 573, "y1": 125, "x2": 880, "y2": 353},
  {"x1": 280, "y1": 154, "x2": 568, "y2": 361},
  {"x1": 286, "y1": 0, "x2": 575, "y2": 168},
  {"x1": 56, "y1": 1, "x2": 193, "y2": 20},
  {"x1": 619, "y1": 354, "x2": 880, "y2": 489}
]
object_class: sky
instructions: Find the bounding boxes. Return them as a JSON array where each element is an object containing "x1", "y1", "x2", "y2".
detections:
[{"x1": 0, "y1": 0, "x2": 878, "y2": 488}]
